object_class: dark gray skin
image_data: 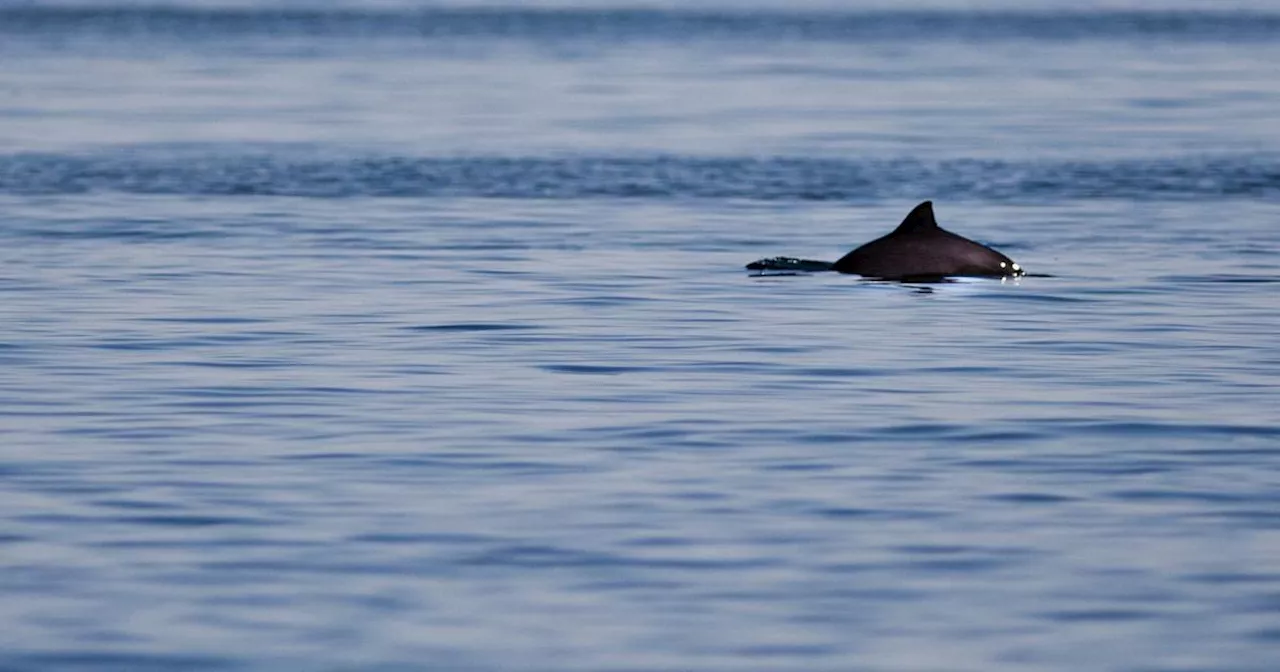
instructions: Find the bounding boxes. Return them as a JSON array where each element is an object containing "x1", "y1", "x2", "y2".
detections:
[{"x1": 746, "y1": 201, "x2": 1024, "y2": 282}]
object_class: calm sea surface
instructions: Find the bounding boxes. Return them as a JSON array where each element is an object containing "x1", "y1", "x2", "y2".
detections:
[{"x1": 1, "y1": 2, "x2": 1279, "y2": 671}]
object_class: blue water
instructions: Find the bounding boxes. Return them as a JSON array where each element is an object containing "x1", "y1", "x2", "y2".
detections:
[{"x1": 2, "y1": 3, "x2": 1279, "y2": 671}]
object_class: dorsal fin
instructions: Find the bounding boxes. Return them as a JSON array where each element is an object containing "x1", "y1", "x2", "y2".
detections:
[{"x1": 891, "y1": 201, "x2": 938, "y2": 234}]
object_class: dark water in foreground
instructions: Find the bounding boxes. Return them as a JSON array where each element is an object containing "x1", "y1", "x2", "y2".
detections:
[{"x1": 1, "y1": 3, "x2": 1279, "y2": 671}]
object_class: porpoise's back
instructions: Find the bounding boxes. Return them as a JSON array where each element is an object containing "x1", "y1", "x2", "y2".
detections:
[{"x1": 831, "y1": 201, "x2": 1020, "y2": 280}]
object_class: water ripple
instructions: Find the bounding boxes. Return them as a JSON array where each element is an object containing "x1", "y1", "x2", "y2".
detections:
[
  {"x1": 2, "y1": 7, "x2": 1278, "y2": 44},
  {"x1": 1, "y1": 153, "x2": 1277, "y2": 203}
]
